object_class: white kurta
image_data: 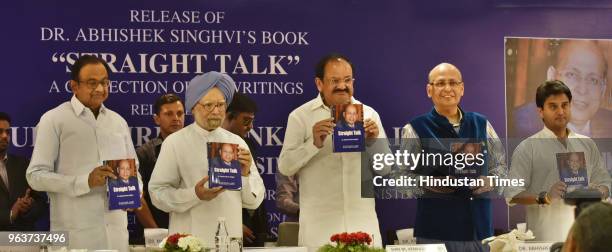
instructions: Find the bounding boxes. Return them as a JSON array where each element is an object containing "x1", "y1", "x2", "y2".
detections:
[
  {"x1": 148, "y1": 123, "x2": 265, "y2": 245},
  {"x1": 278, "y1": 95, "x2": 386, "y2": 251},
  {"x1": 27, "y1": 96, "x2": 138, "y2": 252},
  {"x1": 505, "y1": 127, "x2": 611, "y2": 242}
]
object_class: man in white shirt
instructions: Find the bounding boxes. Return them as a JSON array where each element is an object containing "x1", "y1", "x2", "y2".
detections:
[
  {"x1": 149, "y1": 71, "x2": 265, "y2": 245},
  {"x1": 26, "y1": 55, "x2": 139, "y2": 251},
  {"x1": 278, "y1": 53, "x2": 388, "y2": 250},
  {"x1": 505, "y1": 80, "x2": 611, "y2": 242}
]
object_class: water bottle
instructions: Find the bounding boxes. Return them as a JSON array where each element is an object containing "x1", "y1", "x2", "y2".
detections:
[{"x1": 215, "y1": 217, "x2": 229, "y2": 252}]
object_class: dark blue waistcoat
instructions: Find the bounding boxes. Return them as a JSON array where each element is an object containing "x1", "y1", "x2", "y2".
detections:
[{"x1": 409, "y1": 107, "x2": 492, "y2": 241}]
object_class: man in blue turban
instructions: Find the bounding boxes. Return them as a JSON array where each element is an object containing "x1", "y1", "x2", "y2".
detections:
[{"x1": 149, "y1": 71, "x2": 265, "y2": 244}]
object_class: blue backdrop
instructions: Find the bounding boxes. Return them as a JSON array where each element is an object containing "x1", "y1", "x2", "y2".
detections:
[{"x1": 3, "y1": 0, "x2": 612, "y2": 243}]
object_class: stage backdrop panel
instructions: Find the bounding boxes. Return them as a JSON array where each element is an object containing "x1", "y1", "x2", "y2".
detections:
[{"x1": 4, "y1": 0, "x2": 612, "y2": 244}]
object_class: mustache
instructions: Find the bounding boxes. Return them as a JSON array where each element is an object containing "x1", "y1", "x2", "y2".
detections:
[{"x1": 333, "y1": 88, "x2": 349, "y2": 93}]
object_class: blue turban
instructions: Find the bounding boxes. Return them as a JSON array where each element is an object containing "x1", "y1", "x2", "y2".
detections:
[{"x1": 185, "y1": 71, "x2": 237, "y2": 114}]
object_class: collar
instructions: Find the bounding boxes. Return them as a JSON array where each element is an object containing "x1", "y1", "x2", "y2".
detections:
[
  {"x1": 70, "y1": 96, "x2": 106, "y2": 116},
  {"x1": 539, "y1": 126, "x2": 578, "y2": 138},
  {"x1": 192, "y1": 122, "x2": 222, "y2": 138},
  {"x1": 431, "y1": 106, "x2": 463, "y2": 126},
  {"x1": 309, "y1": 94, "x2": 361, "y2": 111}
]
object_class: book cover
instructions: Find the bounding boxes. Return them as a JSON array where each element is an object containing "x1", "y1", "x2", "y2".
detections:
[
  {"x1": 106, "y1": 159, "x2": 141, "y2": 210},
  {"x1": 207, "y1": 142, "x2": 242, "y2": 190},
  {"x1": 332, "y1": 104, "x2": 365, "y2": 152},
  {"x1": 449, "y1": 141, "x2": 484, "y2": 178},
  {"x1": 556, "y1": 152, "x2": 588, "y2": 192}
]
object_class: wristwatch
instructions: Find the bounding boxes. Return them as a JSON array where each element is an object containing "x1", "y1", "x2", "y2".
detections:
[{"x1": 537, "y1": 191, "x2": 550, "y2": 205}]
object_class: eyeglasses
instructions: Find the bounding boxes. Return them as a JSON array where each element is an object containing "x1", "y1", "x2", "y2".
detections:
[
  {"x1": 325, "y1": 77, "x2": 355, "y2": 87},
  {"x1": 79, "y1": 79, "x2": 110, "y2": 89},
  {"x1": 429, "y1": 80, "x2": 463, "y2": 89},
  {"x1": 241, "y1": 117, "x2": 254, "y2": 127},
  {"x1": 559, "y1": 70, "x2": 605, "y2": 91},
  {"x1": 197, "y1": 101, "x2": 227, "y2": 112}
]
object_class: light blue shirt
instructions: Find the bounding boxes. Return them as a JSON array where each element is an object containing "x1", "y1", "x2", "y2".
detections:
[{"x1": 26, "y1": 96, "x2": 139, "y2": 251}]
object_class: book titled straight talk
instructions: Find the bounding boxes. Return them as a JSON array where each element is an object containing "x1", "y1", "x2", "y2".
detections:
[
  {"x1": 105, "y1": 159, "x2": 141, "y2": 210},
  {"x1": 207, "y1": 142, "x2": 242, "y2": 190}
]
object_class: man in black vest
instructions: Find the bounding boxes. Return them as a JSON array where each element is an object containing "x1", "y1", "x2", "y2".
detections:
[
  {"x1": 0, "y1": 112, "x2": 45, "y2": 230},
  {"x1": 401, "y1": 63, "x2": 507, "y2": 252}
]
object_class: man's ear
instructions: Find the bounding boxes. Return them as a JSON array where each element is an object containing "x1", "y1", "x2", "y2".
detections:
[
  {"x1": 537, "y1": 106, "x2": 544, "y2": 120},
  {"x1": 547, "y1": 66, "x2": 557, "y2": 81},
  {"x1": 315, "y1": 78, "x2": 323, "y2": 92},
  {"x1": 153, "y1": 114, "x2": 161, "y2": 126},
  {"x1": 69, "y1": 80, "x2": 78, "y2": 92}
]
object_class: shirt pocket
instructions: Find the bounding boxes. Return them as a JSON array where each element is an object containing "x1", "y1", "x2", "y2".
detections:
[{"x1": 99, "y1": 132, "x2": 131, "y2": 161}]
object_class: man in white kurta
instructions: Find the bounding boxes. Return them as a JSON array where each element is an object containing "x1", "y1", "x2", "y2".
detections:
[
  {"x1": 27, "y1": 56, "x2": 138, "y2": 251},
  {"x1": 149, "y1": 71, "x2": 265, "y2": 245},
  {"x1": 279, "y1": 54, "x2": 387, "y2": 250},
  {"x1": 505, "y1": 80, "x2": 611, "y2": 242}
]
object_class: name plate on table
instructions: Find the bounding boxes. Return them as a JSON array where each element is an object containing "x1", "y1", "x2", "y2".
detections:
[
  {"x1": 518, "y1": 242, "x2": 553, "y2": 251},
  {"x1": 245, "y1": 247, "x2": 308, "y2": 252},
  {"x1": 386, "y1": 244, "x2": 447, "y2": 252}
]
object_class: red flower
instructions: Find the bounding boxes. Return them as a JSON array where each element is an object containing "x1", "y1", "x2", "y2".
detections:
[
  {"x1": 339, "y1": 232, "x2": 349, "y2": 243},
  {"x1": 329, "y1": 232, "x2": 372, "y2": 246},
  {"x1": 351, "y1": 233, "x2": 359, "y2": 244},
  {"x1": 166, "y1": 233, "x2": 188, "y2": 245},
  {"x1": 330, "y1": 234, "x2": 340, "y2": 242}
]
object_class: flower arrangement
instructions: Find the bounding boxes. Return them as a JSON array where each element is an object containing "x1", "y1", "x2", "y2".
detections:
[
  {"x1": 318, "y1": 232, "x2": 385, "y2": 252},
  {"x1": 159, "y1": 233, "x2": 210, "y2": 252}
]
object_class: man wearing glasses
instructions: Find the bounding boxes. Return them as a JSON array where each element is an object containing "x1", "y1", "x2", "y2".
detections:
[
  {"x1": 27, "y1": 55, "x2": 140, "y2": 251},
  {"x1": 223, "y1": 92, "x2": 257, "y2": 147},
  {"x1": 149, "y1": 71, "x2": 265, "y2": 246},
  {"x1": 279, "y1": 53, "x2": 388, "y2": 250},
  {"x1": 337, "y1": 104, "x2": 363, "y2": 130},
  {"x1": 513, "y1": 40, "x2": 612, "y2": 138},
  {"x1": 401, "y1": 63, "x2": 507, "y2": 252}
]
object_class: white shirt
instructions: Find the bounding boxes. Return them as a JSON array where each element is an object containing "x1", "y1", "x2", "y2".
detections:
[
  {"x1": 26, "y1": 96, "x2": 138, "y2": 252},
  {"x1": 148, "y1": 123, "x2": 264, "y2": 245},
  {"x1": 505, "y1": 127, "x2": 611, "y2": 242},
  {"x1": 278, "y1": 95, "x2": 388, "y2": 251}
]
